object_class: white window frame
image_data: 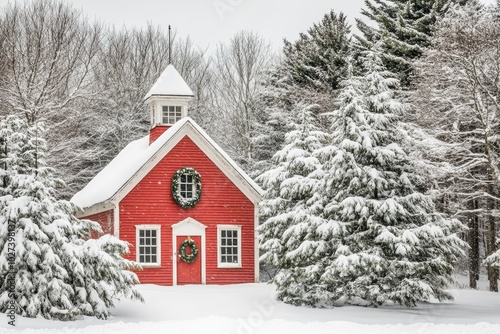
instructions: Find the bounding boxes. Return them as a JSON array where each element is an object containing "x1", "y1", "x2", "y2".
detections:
[
  {"x1": 217, "y1": 225, "x2": 242, "y2": 268},
  {"x1": 135, "y1": 225, "x2": 161, "y2": 267},
  {"x1": 178, "y1": 173, "x2": 195, "y2": 200},
  {"x1": 162, "y1": 105, "x2": 182, "y2": 125},
  {"x1": 151, "y1": 105, "x2": 156, "y2": 126}
]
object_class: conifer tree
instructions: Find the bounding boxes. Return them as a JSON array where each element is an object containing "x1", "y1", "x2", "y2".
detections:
[
  {"x1": 270, "y1": 48, "x2": 465, "y2": 307},
  {"x1": 320, "y1": 48, "x2": 465, "y2": 306},
  {"x1": 356, "y1": 0, "x2": 468, "y2": 87},
  {"x1": 258, "y1": 104, "x2": 328, "y2": 296},
  {"x1": 282, "y1": 10, "x2": 351, "y2": 94},
  {"x1": 485, "y1": 249, "x2": 500, "y2": 269},
  {"x1": 0, "y1": 115, "x2": 143, "y2": 320},
  {"x1": 255, "y1": 10, "x2": 350, "y2": 178}
]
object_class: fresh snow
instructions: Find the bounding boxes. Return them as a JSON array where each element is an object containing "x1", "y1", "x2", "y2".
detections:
[
  {"x1": 1, "y1": 281, "x2": 499, "y2": 333},
  {"x1": 143, "y1": 64, "x2": 194, "y2": 99},
  {"x1": 71, "y1": 117, "x2": 263, "y2": 209},
  {"x1": 71, "y1": 118, "x2": 186, "y2": 208}
]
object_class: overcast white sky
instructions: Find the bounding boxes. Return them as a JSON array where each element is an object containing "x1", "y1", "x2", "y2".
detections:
[
  {"x1": 3, "y1": 0, "x2": 497, "y2": 53},
  {"x1": 65, "y1": 1, "x2": 365, "y2": 48},
  {"x1": 62, "y1": 0, "x2": 369, "y2": 53}
]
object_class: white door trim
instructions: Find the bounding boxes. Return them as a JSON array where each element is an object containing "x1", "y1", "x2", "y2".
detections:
[{"x1": 172, "y1": 217, "x2": 207, "y2": 285}]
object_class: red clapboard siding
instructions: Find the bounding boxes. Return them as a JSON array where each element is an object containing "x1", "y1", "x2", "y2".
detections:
[
  {"x1": 119, "y1": 135, "x2": 255, "y2": 286},
  {"x1": 83, "y1": 209, "x2": 114, "y2": 236},
  {"x1": 149, "y1": 126, "x2": 170, "y2": 144}
]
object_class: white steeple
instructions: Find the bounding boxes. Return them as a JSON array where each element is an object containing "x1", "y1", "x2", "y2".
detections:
[
  {"x1": 144, "y1": 64, "x2": 194, "y2": 100},
  {"x1": 145, "y1": 65, "x2": 194, "y2": 132}
]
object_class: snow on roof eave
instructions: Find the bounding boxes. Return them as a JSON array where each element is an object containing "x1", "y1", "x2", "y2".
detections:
[
  {"x1": 107, "y1": 117, "x2": 264, "y2": 203},
  {"x1": 148, "y1": 94, "x2": 194, "y2": 97},
  {"x1": 71, "y1": 119, "x2": 189, "y2": 211},
  {"x1": 71, "y1": 117, "x2": 263, "y2": 214},
  {"x1": 185, "y1": 119, "x2": 264, "y2": 199},
  {"x1": 102, "y1": 119, "x2": 190, "y2": 205}
]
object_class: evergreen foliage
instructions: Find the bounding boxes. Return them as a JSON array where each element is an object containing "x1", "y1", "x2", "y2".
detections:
[
  {"x1": 255, "y1": 10, "x2": 350, "y2": 178},
  {"x1": 411, "y1": 1, "x2": 500, "y2": 291},
  {"x1": 260, "y1": 47, "x2": 466, "y2": 307},
  {"x1": 485, "y1": 248, "x2": 500, "y2": 269},
  {"x1": 355, "y1": 0, "x2": 468, "y2": 87},
  {"x1": 258, "y1": 104, "x2": 328, "y2": 294},
  {"x1": 282, "y1": 10, "x2": 351, "y2": 93},
  {"x1": 0, "y1": 115, "x2": 143, "y2": 320}
]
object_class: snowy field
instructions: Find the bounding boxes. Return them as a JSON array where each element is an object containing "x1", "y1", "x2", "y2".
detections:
[{"x1": 1, "y1": 278, "x2": 499, "y2": 334}]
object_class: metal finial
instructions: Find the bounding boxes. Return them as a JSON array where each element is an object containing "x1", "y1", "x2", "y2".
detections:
[{"x1": 168, "y1": 25, "x2": 172, "y2": 64}]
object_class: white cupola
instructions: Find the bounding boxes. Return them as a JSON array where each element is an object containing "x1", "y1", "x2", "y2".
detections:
[{"x1": 144, "y1": 64, "x2": 194, "y2": 144}]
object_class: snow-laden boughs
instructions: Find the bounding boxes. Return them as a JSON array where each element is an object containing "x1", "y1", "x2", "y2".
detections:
[
  {"x1": 0, "y1": 115, "x2": 143, "y2": 320},
  {"x1": 264, "y1": 47, "x2": 466, "y2": 308},
  {"x1": 258, "y1": 104, "x2": 329, "y2": 295},
  {"x1": 254, "y1": 9, "x2": 350, "y2": 179},
  {"x1": 316, "y1": 49, "x2": 466, "y2": 307},
  {"x1": 355, "y1": 0, "x2": 466, "y2": 87},
  {"x1": 484, "y1": 246, "x2": 500, "y2": 269},
  {"x1": 411, "y1": 2, "x2": 500, "y2": 291}
]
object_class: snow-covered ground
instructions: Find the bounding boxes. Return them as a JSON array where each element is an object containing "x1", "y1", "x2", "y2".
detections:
[{"x1": 1, "y1": 278, "x2": 499, "y2": 334}]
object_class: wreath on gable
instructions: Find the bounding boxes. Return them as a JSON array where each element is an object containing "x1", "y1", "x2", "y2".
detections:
[
  {"x1": 171, "y1": 167, "x2": 202, "y2": 209},
  {"x1": 179, "y1": 237, "x2": 199, "y2": 263}
]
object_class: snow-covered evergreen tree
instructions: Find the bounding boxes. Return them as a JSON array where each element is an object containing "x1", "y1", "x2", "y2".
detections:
[
  {"x1": 485, "y1": 248, "x2": 500, "y2": 268},
  {"x1": 356, "y1": 0, "x2": 468, "y2": 87},
  {"x1": 319, "y1": 49, "x2": 466, "y2": 306},
  {"x1": 258, "y1": 104, "x2": 328, "y2": 294},
  {"x1": 282, "y1": 10, "x2": 351, "y2": 93},
  {"x1": 0, "y1": 115, "x2": 143, "y2": 320},
  {"x1": 254, "y1": 9, "x2": 351, "y2": 178},
  {"x1": 271, "y1": 48, "x2": 466, "y2": 307}
]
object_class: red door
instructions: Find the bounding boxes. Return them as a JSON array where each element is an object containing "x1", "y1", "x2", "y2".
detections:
[{"x1": 176, "y1": 235, "x2": 202, "y2": 285}]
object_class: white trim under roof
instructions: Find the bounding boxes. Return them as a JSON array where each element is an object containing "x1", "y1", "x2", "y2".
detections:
[{"x1": 71, "y1": 117, "x2": 263, "y2": 215}]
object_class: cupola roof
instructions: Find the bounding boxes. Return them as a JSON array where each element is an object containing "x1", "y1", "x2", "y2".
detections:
[{"x1": 144, "y1": 64, "x2": 194, "y2": 100}]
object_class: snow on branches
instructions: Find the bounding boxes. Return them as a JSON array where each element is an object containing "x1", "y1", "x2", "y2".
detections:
[
  {"x1": 259, "y1": 47, "x2": 466, "y2": 308},
  {"x1": 0, "y1": 115, "x2": 143, "y2": 320}
]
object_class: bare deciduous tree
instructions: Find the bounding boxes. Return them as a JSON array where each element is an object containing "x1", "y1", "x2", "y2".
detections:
[
  {"x1": 0, "y1": 0, "x2": 103, "y2": 198},
  {"x1": 412, "y1": 3, "x2": 500, "y2": 291},
  {"x1": 213, "y1": 31, "x2": 274, "y2": 172}
]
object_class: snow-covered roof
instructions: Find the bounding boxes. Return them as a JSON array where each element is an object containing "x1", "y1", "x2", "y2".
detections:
[
  {"x1": 71, "y1": 117, "x2": 263, "y2": 212},
  {"x1": 144, "y1": 64, "x2": 194, "y2": 99}
]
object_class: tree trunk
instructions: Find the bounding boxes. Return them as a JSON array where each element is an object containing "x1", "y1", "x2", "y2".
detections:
[
  {"x1": 487, "y1": 181, "x2": 499, "y2": 292},
  {"x1": 469, "y1": 199, "x2": 480, "y2": 289}
]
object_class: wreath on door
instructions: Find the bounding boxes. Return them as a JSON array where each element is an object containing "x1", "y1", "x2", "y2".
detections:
[{"x1": 179, "y1": 237, "x2": 199, "y2": 263}]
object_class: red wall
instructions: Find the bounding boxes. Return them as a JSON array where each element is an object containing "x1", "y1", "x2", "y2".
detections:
[
  {"x1": 149, "y1": 125, "x2": 170, "y2": 144},
  {"x1": 119, "y1": 135, "x2": 255, "y2": 285},
  {"x1": 84, "y1": 209, "x2": 114, "y2": 236}
]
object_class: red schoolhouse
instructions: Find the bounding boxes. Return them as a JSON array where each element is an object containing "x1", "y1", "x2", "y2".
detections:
[{"x1": 71, "y1": 65, "x2": 262, "y2": 285}]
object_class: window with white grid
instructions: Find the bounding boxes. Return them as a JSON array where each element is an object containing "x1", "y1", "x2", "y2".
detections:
[
  {"x1": 179, "y1": 173, "x2": 195, "y2": 199},
  {"x1": 217, "y1": 225, "x2": 241, "y2": 268},
  {"x1": 162, "y1": 105, "x2": 182, "y2": 124},
  {"x1": 136, "y1": 225, "x2": 161, "y2": 266}
]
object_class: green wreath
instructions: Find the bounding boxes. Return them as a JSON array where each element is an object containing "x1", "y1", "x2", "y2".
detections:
[
  {"x1": 179, "y1": 238, "x2": 199, "y2": 263},
  {"x1": 171, "y1": 167, "x2": 202, "y2": 209}
]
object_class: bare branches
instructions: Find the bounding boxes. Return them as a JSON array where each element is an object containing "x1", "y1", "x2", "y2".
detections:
[
  {"x1": 0, "y1": 0, "x2": 102, "y2": 123},
  {"x1": 213, "y1": 31, "x2": 274, "y2": 168},
  {"x1": 412, "y1": 3, "x2": 500, "y2": 290}
]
